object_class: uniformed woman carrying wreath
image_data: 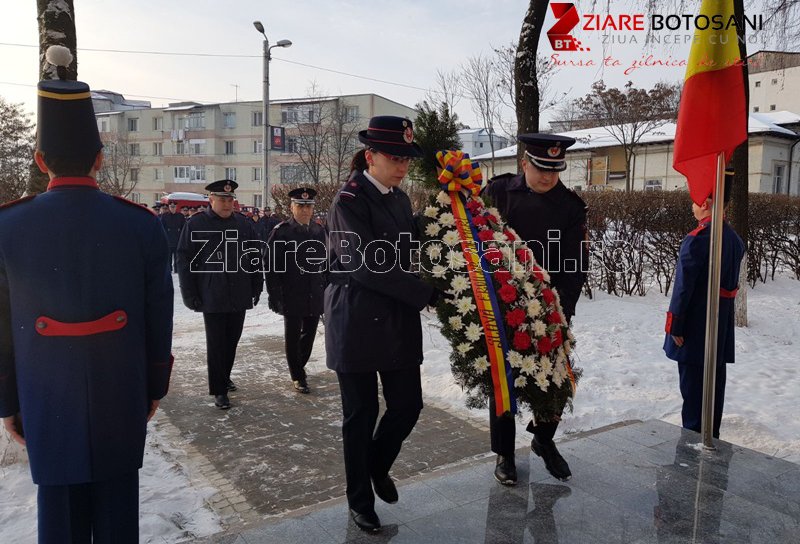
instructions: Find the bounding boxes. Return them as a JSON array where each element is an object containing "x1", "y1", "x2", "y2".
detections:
[{"x1": 325, "y1": 116, "x2": 443, "y2": 533}]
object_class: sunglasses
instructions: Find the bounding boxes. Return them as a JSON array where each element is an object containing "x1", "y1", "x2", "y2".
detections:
[{"x1": 372, "y1": 149, "x2": 413, "y2": 165}]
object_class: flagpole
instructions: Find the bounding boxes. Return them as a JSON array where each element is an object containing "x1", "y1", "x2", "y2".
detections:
[{"x1": 701, "y1": 152, "x2": 727, "y2": 450}]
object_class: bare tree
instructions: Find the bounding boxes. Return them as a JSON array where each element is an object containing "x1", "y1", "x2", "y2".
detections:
[
  {"x1": 575, "y1": 80, "x2": 681, "y2": 192},
  {"x1": 461, "y1": 54, "x2": 502, "y2": 177},
  {"x1": 0, "y1": 98, "x2": 36, "y2": 204},
  {"x1": 321, "y1": 99, "x2": 362, "y2": 184},
  {"x1": 424, "y1": 69, "x2": 464, "y2": 116},
  {"x1": 97, "y1": 132, "x2": 142, "y2": 197}
]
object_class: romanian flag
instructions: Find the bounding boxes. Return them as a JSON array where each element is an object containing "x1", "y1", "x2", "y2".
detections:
[{"x1": 673, "y1": 0, "x2": 747, "y2": 206}]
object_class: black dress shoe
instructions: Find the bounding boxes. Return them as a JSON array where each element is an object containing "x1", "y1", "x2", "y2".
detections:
[
  {"x1": 226, "y1": 379, "x2": 237, "y2": 392},
  {"x1": 531, "y1": 436, "x2": 571, "y2": 481},
  {"x1": 214, "y1": 394, "x2": 231, "y2": 409},
  {"x1": 349, "y1": 508, "x2": 381, "y2": 533},
  {"x1": 372, "y1": 475, "x2": 398, "y2": 504},
  {"x1": 292, "y1": 379, "x2": 310, "y2": 394},
  {"x1": 493, "y1": 455, "x2": 517, "y2": 485}
]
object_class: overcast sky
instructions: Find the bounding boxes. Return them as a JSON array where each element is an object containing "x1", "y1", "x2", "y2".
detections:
[{"x1": 0, "y1": 1, "x2": 779, "y2": 132}]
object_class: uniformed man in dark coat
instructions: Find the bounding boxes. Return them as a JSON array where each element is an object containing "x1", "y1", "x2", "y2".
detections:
[
  {"x1": 261, "y1": 206, "x2": 282, "y2": 240},
  {"x1": 483, "y1": 133, "x2": 588, "y2": 485},
  {"x1": 0, "y1": 46, "x2": 174, "y2": 544},
  {"x1": 176, "y1": 180, "x2": 263, "y2": 409},
  {"x1": 266, "y1": 187, "x2": 326, "y2": 394},
  {"x1": 326, "y1": 116, "x2": 443, "y2": 534},
  {"x1": 160, "y1": 201, "x2": 186, "y2": 272},
  {"x1": 663, "y1": 171, "x2": 745, "y2": 438}
]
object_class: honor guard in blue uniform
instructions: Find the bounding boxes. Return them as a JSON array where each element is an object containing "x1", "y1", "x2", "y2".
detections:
[
  {"x1": 266, "y1": 188, "x2": 327, "y2": 394},
  {"x1": 160, "y1": 201, "x2": 186, "y2": 272},
  {"x1": 326, "y1": 116, "x2": 444, "y2": 533},
  {"x1": 664, "y1": 171, "x2": 745, "y2": 438},
  {"x1": 176, "y1": 180, "x2": 263, "y2": 409},
  {"x1": 483, "y1": 133, "x2": 588, "y2": 485},
  {"x1": 0, "y1": 46, "x2": 174, "y2": 544}
]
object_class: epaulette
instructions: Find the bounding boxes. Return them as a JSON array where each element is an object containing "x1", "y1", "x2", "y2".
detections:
[
  {"x1": 112, "y1": 195, "x2": 156, "y2": 216},
  {"x1": 0, "y1": 194, "x2": 37, "y2": 211},
  {"x1": 272, "y1": 221, "x2": 286, "y2": 231},
  {"x1": 339, "y1": 179, "x2": 362, "y2": 200}
]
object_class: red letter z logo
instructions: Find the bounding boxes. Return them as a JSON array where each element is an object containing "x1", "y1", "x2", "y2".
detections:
[{"x1": 548, "y1": 3, "x2": 583, "y2": 51}]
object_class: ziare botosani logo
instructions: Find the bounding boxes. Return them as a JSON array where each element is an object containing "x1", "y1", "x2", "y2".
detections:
[{"x1": 547, "y1": 3, "x2": 589, "y2": 52}]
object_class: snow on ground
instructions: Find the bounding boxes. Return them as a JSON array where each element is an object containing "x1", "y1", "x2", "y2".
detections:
[{"x1": 1, "y1": 274, "x2": 798, "y2": 543}]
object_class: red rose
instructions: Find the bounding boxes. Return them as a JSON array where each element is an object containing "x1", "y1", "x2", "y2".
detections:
[
  {"x1": 513, "y1": 331, "x2": 532, "y2": 351},
  {"x1": 472, "y1": 215, "x2": 488, "y2": 227},
  {"x1": 483, "y1": 248, "x2": 503, "y2": 264},
  {"x1": 494, "y1": 268, "x2": 512, "y2": 284},
  {"x1": 537, "y1": 336, "x2": 552, "y2": 353},
  {"x1": 505, "y1": 308, "x2": 526, "y2": 328},
  {"x1": 466, "y1": 200, "x2": 482, "y2": 214},
  {"x1": 552, "y1": 329, "x2": 563, "y2": 348},
  {"x1": 516, "y1": 248, "x2": 531, "y2": 263},
  {"x1": 542, "y1": 289, "x2": 556, "y2": 306},
  {"x1": 478, "y1": 230, "x2": 495, "y2": 242},
  {"x1": 504, "y1": 230, "x2": 516, "y2": 242},
  {"x1": 498, "y1": 284, "x2": 517, "y2": 303},
  {"x1": 547, "y1": 311, "x2": 563, "y2": 325},
  {"x1": 486, "y1": 214, "x2": 499, "y2": 224},
  {"x1": 532, "y1": 265, "x2": 546, "y2": 282}
]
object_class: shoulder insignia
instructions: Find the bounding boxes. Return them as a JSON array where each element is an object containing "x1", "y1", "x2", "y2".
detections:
[
  {"x1": 111, "y1": 195, "x2": 157, "y2": 216},
  {"x1": 340, "y1": 180, "x2": 361, "y2": 200},
  {"x1": 0, "y1": 194, "x2": 37, "y2": 211},
  {"x1": 273, "y1": 221, "x2": 286, "y2": 231}
]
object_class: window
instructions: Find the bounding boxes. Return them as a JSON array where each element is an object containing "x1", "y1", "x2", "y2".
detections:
[
  {"x1": 253, "y1": 140, "x2": 263, "y2": 154},
  {"x1": 225, "y1": 140, "x2": 235, "y2": 155},
  {"x1": 98, "y1": 118, "x2": 109, "y2": 132},
  {"x1": 644, "y1": 179, "x2": 662, "y2": 192},
  {"x1": 754, "y1": 81, "x2": 761, "y2": 88},
  {"x1": 224, "y1": 167, "x2": 237, "y2": 181},
  {"x1": 774, "y1": 164, "x2": 786, "y2": 193},
  {"x1": 154, "y1": 168, "x2": 163, "y2": 181},
  {"x1": 286, "y1": 136, "x2": 299, "y2": 153},
  {"x1": 153, "y1": 117, "x2": 163, "y2": 131},
  {"x1": 280, "y1": 165, "x2": 307, "y2": 183},
  {"x1": 253, "y1": 195, "x2": 263, "y2": 208},
  {"x1": 282, "y1": 108, "x2": 299, "y2": 124},
  {"x1": 127, "y1": 118, "x2": 139, "y2": 132},
  {"x1": 153, "y1": 142, "x2": 163, "y2": 156},
  {"x1": 131, "y1": 193, "x2": 141, "y2": 204},
  {"x1": 344, "y1": 105, "x2": 359, "y2": 123},
  {"x1": 772, "y1": 78, "x2": 778, "y2": 85},
  {"x1": 223, "y1": 112, "x2": 236, "y2": 129},
  {"x1": 770, "y1": 104, "x2": 776, "y2": 111},
  {"x1": 252, "y1": 111, "x2": 263, "y2": 127},
  {"x1": 175, "y1": 141, "x2": 186, "y2": 155},
  {"x1": 479, "y1": 142, "x2": 484, "y2": 148},
  {"x1": 129, "y1": 143, "x2": 140, "y2": 156},
  {"x1": 252, "y1": 167, "x2": 263, "y2": 181},
  {"x1": 154, "y1": 193, "x2": 161, "y2": 204},
  {"x1": 188, "y1": 141, "x2": 206, "y2": 155},
  {"x1": 130, "y1": 168, "x2": 140, "y2": 182},
  {"x1": 753, "y1": 106, "x2": 760, "y2": 112},
  {"x1": 174, "y1": 166, "x2": 206, "y2": 183},
  {"x1": 182, "y1": 112, "x2": 205, "y2": 129}
]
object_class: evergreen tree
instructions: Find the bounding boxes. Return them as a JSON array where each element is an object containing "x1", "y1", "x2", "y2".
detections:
[
  {"x1": 410, "y1": 101, "x2": 462, "y2": 188},
  {"x1": 0, "y1": 97, "x2": 36, "y2": 204}
]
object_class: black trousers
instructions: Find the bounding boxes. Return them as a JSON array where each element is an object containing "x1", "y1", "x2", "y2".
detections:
[
  {"x1": 37, "y1": 471, "x2": 138, "y2": 544},
  {"x1": 203, "y1": 311, "x2": 246, "y2": 395},
  {"x1": 168, "y1": 247, "x2": 178, "y2": 272},
  {"x1": 489, "y1": 395, "x2": 559, "y2": 456},
  {"x1": 336, "y1": 366, "x2": 423, "y2": 514},
  {"x1": 283, "y1": 315, "x2": 320, "y2": 381},
  {"x1": 678, "y1": 363, "x2": 727, "y2": 438}
]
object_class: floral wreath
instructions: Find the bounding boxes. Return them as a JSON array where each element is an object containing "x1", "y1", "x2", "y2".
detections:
[{"x1": 417, "y1": 150, "x2": 580, "y2": 422}]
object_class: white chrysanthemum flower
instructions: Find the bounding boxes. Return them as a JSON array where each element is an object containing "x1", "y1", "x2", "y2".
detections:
[
  {"x1": 540, "y1": 356, "x2": 553, "y2": 375},
  {"x1": 523, "y1": 282, "x2": 537, "y2": 298},
  {"x1": 473, "y1": 356, "x2": 490, "y2": 373},
  {"x1": 423, "y1": 206, "x2": 439, "y2": 219},
  {"x1": 514, "y1": 375, "x2": 527, "y2": 388},
  {"x1": 536, "y1": 371, "x2": 550, "y2": 392},
  {"x1": 521, "y1": 356, "x2": 536, "y2": 376},
  {"x1": 533, "y1": 320, "x2": 547, "y2": 337},
  {"x1": 425, "y1": 223, "x2": 441, "y2": 237},
  {"x1": 436, "y1": 191, "x2": 451, "y2": 206},
  {"x1": 493, "y1": 230, "x2": 507, "y2": 242},
  {"x1": 464, "y1": 322, "x2": 483, "y2": 342},
  {"x1": 441, "y1": 230, "x2": 460, "y2": 247},
  {"x1": 507, "y1": 350, "x2": 523, "y2": 368},
  {"x1": 555, "y1": 350, "x2": 566, "y2": 365},
  {"x1": 456, "y1": 297, "x2": 476, "y2": 315},
  {"x1": 564, "y1": 341, "x2": 572, "y2": 355},
  {"x1": 448, "y1": 316, "x2": 464, "y2": 330},
  {"x1": 425, "y1": 243, "x2": 443, "y2": 260},
  {"x1": 540, "y1": 269, "x2": 551, "y2": 283},
  {"x1": 526, "y1": 299, "x2": 542, "y2": 318},
  {"x1": 450, "y1": 275, "x2": 470, "y2": 294},
  {"x1": 457, "y1": 342, "x2": 471, "y2": 356},
  {"x1": 512, "y1": 265, "x2": 527, "y2": 280},
  {"x1": 448, "y1": 251, "x2": 466, "y2": 270},
  {"x1": 432, "y1": 265, "x2": 447, "y2": 278},
  {"x1": 500, "y1": 245, "x2": 514, "y2": 261},
  {"x1": 438, "y1": 212, "x2": 456, "y2": 227},
  {"x1": 487, "y1": 207, "x2": 501, "y2": 218}
]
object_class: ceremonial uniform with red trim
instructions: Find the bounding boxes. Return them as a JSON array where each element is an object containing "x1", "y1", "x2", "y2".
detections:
[
  {"x1": 663, "y1": 216, "x2": 745, "y2": 437},
  {"x1": 0, "y1": 177, "x2": 173, "y2": 538}
]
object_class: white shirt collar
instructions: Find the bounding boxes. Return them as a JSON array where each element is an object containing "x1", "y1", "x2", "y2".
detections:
[{"x1": 363, "y1": 170, "x2": 392, "y2": 195}]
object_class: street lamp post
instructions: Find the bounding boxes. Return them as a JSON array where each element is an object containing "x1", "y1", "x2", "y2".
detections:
[{"x1": 253, "y1": 21, "x2": 291, "y2": 208}]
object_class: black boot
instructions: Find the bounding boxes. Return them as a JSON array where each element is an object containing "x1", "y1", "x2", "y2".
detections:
[
  {"x1": 292, "y1": 379, "x2": 310, "y2": 394},
  {"x1": 226, "y1": 379, "x2": 237, "y2": 392},
  {"x1": 493, "y1": 454, "x2": 517, "y2": 485},
  {"x1": 372, "y1": 474, "x2": 398, "y2": 504},
  {"x1": 349, "y1": 508, "x2": 381, "y2": 533},
  {"x1": 214, "y1": 394, "x2": 231, "y2": 409},
  {"x1": 531, "y1": 436, "x2": 571, "y2": 481}
]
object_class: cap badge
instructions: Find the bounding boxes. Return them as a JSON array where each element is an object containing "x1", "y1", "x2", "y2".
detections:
[
  {"x1": 402, "y1": 120, "x2": 408, "y2": 128},
  {"x1": 302, "y1": 192, "x2": 309, "y2": 199},
  {"x1": 403, "y1": 127, "x2": 414, "y2": 144},
  {"x1": 224, "y1": 184, "x2": 232, "y2": 192},
  {"x1": 547, "y1": 146, "x2": 561, "y2": 158}
]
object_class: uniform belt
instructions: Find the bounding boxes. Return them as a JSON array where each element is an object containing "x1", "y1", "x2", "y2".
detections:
[
  {"x1": 720, "y1": 287, "x2": 738, "y2": 298},
  {"x1": 35, "y1": 310, "x2": 128, "y2": 337}
]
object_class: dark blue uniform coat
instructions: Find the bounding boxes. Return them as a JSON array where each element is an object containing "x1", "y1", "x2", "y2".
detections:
[
  {"x1": 663, "y1": 217, "x2": 746, "y2": 366},
  {"x1": 160, "y1": 211, "x2": 186, "y2": 249},
  {"x1": 0, "y1": 177, "x2": 174, "y2": 486},
  {"x1": 325, "y1": 172, "x2": 434, "y2": 373}
]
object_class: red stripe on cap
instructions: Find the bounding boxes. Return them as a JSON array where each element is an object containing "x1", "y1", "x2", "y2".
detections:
[
  {"x1": 47, "y1": 177, "x2": 99, "y2": 190},
  {"x1": 366, "y1": 138, "x2": 413, "y2": 146},
  {"x1": 367, "y1": 127, "x2": 405, "y2": 133},
  {"x1": 35, "y1": 310, "x2": 128, "y2": 337}
]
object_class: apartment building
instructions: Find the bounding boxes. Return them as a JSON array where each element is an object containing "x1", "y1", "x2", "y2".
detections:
[
  {"x1": 748, "y1": 50, "x2": 800, "y2": 115},
  {"x1": 93, "y1": 93, "x2": 416, "y2": 207}
]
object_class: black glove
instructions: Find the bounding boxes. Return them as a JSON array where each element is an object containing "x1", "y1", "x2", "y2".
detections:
[
  {"x1": 253, "y1": 292, "x2": 261, "y2": 307},
  {"x1": 183, "y1": 295, "x2": 202, "y2": 311}
]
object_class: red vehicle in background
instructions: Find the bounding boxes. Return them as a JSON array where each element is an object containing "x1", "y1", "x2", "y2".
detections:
[{"x1": 159, "y1": 192, "x2": 240, "y2": 212}]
